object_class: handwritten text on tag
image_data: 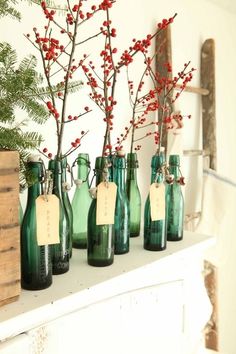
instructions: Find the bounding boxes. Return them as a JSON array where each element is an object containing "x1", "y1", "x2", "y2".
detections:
[
  {"x1": 150, "y1": 183, "x2": 165, "y2": 221},
  {"x1": 96, "y1": 182, "x2": 117, "y2": 225},
  {"x1": 36, "y1": 195, "x2": 60, "y2": 245}
]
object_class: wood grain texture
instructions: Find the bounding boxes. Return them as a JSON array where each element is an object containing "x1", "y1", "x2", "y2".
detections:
[
  {"x1": 201, "y1": 39, "x2": 217, "y2": 171},
  {"x1": 204, "y1": 260, "x2": 218, "y2": 351},
  {"x1": 0, "y1": 150, "x2": 21, "y2": 306},
  {"x1": 156, "y1": 26, "x2": 173, "y2": 151}
]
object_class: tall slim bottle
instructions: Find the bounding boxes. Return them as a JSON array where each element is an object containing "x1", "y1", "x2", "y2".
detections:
[
  {"x1": 113, "y1": 155, "x2": 130, "y2": 254},
  {"x1": 126, "y1": 153, "x2": 141, "y2": 237},
  {"x1": 61, "y1": 157, "x2": 73, "y2": 258},
  {"x1": 87, "y1": 157, "x2": 114, "y2": 267},
  {"x1": 49, "y1": 159, "x2": 70, "y2": 274},
  {"x1": 144, "y1": 154, "x2": 166, "y2": 251},
  {"x1": 166, "y1": 155, "x2": 184, "y2": 241},
  {"x1": 21, "y1": 157, "x2": 52, "y2": 290},
  {"x1": 72, "y1": 153, "x2": 92, "y2": 249}
]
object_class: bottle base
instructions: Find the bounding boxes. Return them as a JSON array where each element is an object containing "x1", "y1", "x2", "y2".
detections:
[
  {"x1": 115, "y1": 249, "x2": 129, "y2": 255},
  {"x1": 73, "y1": 242, "x2": 87, "y2": 249},
  {"x1": 144, "y1": 245, "x2": 166, "y2": 251},
  {"x1": 21, "y1": 279, "x2": 52, "y2": 291},
  {"x1": 130, "y1": 232, "x2": 140, "y2": 238},
  {"x1": 167, "y1": 235, "x2": 183, "y2": 242},
  {"x1": 52, "y1": 262, "x2": 69, "y2": 275},
  {"x1": 88, "y1": 259, "x2": 113, "y2": 267}
]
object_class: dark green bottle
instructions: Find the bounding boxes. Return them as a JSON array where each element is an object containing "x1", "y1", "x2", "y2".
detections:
[
  {"x1": 61, "y1": 157, "x2": 73, "y2": 258},
  {"x1": 144, "y1": 154, "x2": 166, "y2": 251},
  {"x1": 49, "y1": 159, "x2": 70, "y2": 274},
  {"x1": 72, "y1": 153, "x2": 92, "y2": 249},
  {"x1": 21, "y1": 158, "x2": 52, "y2": 290},
  {"x1": 87, "y1": 157, "x2": 114, "y2": 267},
  {"x1": 166, "y1": 155, "x2": 184, "y2": 241},
  {"x1": 113, "y1": 155, "x2": 130, "y2": 254},
  {"x1": 126, "y1": 153, "x2": 141, "y2": 237},
  {"x1": 19, "y1": 198, "x2": 24, "y2": 225}
]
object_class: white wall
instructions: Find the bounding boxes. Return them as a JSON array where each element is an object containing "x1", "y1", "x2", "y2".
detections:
[{"x1": 1, "y1": 1, "x2": 236, "y2": 353}]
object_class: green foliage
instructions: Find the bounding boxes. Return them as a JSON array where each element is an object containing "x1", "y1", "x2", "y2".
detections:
[
  {"x1": 0, "y1": 42, "x2": 49, "y2": 187},
  {"x1": 26, "y1": 0, "x2": 67, "y2": 13},
  {"x1": 0, "y1": 43, "x2": 49, "y2": 124},
  {"x1": 0, "y1": 0, "x2": 21, "y2": 20}
]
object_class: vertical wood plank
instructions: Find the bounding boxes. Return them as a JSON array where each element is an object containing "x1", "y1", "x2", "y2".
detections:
[
  {"x1": 201, "y1": 39, "x2": 217, "y2": 171},
  {"x1": 155, "y1": 26, "x2": 173, "y2": 151},
  {"x1": 0, "y1": 150, "x2": 21, "y2": 306},
  {"x1": 204, "y1": 260, "x2": 218, "y2": 351}
]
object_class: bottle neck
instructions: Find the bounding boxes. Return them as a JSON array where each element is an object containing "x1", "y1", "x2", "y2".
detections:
[
  {"x1": 94, "y1": 157, "x2": 110, "y2": 186},
  {"x1": 126, "y1": 166, "x2": 137, "y2": 181},
  {"x1": 114, "y1": 166, "x2": 125, "y2": 191},
  {"x1": 53, "y1": 160, "x2": 63, "y2": 197},
  {"x1": 168, "y1": 155, "x2": 181, "y2": 179},
  {"x1": 27, "y1": 163, "x2": 43, "y2": 202},
  {"x1": 126, "y1": 153, "x2": 138, "y2": 182},
  {"x1": 77, "y1": 163, "x2": 88, "y2": 181},
  {"x1": 151, "y1": 168, "x2": 164, "y2": 184},
  {"x1": 61, "y1": 158, "x2": 67, "y2": 184},
  {"x1": 169, "y1": 164, "x2": 180, "y2": 179},
  {"x1": 150, "y1": 154, "x2": 165, "y2": 183}
]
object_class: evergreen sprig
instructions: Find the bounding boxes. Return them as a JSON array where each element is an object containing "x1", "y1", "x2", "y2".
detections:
[
  {"x1": 0, "y1": 0, "x2": 21, "y2": 20},
  {"x1": 0, "y1": 43, "x2": 49, "y2": 124},
  {"x1": 0, "y1": 42, "x2": 49, "y2": 187}
]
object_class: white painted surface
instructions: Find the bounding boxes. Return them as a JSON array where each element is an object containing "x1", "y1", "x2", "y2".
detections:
[
  {"x1": 0, "y1": 231, "x2": 213, "y2": 354},
  {"x1": 0, "y1": 1, "x2": 235, "y2": 352}
]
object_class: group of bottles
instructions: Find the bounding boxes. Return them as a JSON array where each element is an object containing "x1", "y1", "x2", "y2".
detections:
[
  {"x1": 20, "y1": 151, "x2": 183, "y2": 291},
  {"x1": 144, "y1": 153, "x2": 184, "y2": 252}
]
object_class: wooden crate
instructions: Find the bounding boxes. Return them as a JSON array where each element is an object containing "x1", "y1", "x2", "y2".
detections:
[{"x1": 0, "y1": 150, "x2": 21, "y2": 307}]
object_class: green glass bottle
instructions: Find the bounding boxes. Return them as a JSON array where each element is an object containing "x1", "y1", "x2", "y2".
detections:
[
  {"x1": 87, "y1": 157, "x2": 114, "y2": 267},
  {"x1": 61, "y1": 157, "x2": 73, "y2": 258},
  {"x1": 113, "y1": 155, "x2": 130, "y2": 254},
  {"x1": 166, "y1": 155, "x2": 184, "y2": 241},
  {"x1": 126, "y1": 153, "x2": 141, "y2": 237},
  {"x1": 144, "y1": 154, "x2": 166, "y2": 251},
  {"x1": 72, "y1": 153, "x2": 92, "y2": 249},
  {"x1": 49, "y1": 159, "x2": 70, "y2": 274},
  {"x1": 19, "y1": 198, "x2": 24, "y2": 225},
  {"x1": 21, "y1": 158, "x2": 52, "y2": 290}
]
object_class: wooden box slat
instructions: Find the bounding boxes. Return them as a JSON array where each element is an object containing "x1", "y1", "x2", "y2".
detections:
[{"x1": 0, "y1": 150, "x2": 21, "y2": 307}]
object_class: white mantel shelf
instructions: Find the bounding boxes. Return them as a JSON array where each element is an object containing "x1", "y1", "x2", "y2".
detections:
[{"x1": 0, "y1": 231, "x2": 214, "y2": 343}]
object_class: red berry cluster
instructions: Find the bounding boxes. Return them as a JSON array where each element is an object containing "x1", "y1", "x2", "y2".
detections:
[
  {"x1": 46, "y1": 101, "x2": 60, "y2": 119},
  {"x1": 99, "y1": 0, "x2": 113, "y2": 10},
  {"x1": 134, "y1": 145, "x2": 141, "y2": 151},
  {"x1": 34, "y1": 29, "x2": 63, "y2": 62},
  {"x1": 42, "y1": 147, "x2": 52, "y2": 159},
  {"x1": 157, "y1": 17, "x2": 174, "y2": 30},
  {"x1": 71, "y1": 138, "x2": 81, "y2": 148},
  {"x1": 41, "y1": 1, "x2": 55, "y2": 21}
]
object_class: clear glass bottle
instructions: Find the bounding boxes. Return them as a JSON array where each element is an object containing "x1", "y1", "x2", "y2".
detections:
[
  {"x1": 49, "y1": 159, "x2": 70, "y2": 274},
  {"x1": 126, "y1": 152, "x2": 141, "y2": 237},
  {"x1": 166, "y1": 155, "x2": 184, "y2": 241},
  {"x1": 61, "y1": 157, "x2": 73, "y2": 258},
  {"x1": 72, "y1": 153, "x2": 92, "y2": 249},
  {"x1": 87, "y1": 157, "x2": 114, "y2": 267},
  {"x1": 144, "y1": 154, "x2": 166, "y2": 251},
  {"x1": 113, "y1": 155, "x2": 130, "y2": 254},
  {"x1": 21, "y1": 158, "x2": 52, "y2": 290}
]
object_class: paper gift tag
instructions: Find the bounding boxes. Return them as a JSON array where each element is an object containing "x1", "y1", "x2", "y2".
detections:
[
  {"x1": 96, "y1": 182, "x2": 117, "y2": 225},
  {"x1": 36, "y1": 195, "x2": 60, "y2": 245},
  {"x1": 150, "y1": 183, "x2": 165, "y2": 221}
]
